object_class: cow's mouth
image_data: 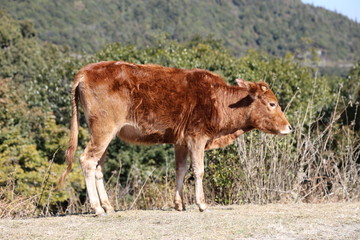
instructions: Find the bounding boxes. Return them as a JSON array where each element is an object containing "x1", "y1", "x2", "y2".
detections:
[{"x1": 278, "y1": 125, "x2": 293, "y2": 135}]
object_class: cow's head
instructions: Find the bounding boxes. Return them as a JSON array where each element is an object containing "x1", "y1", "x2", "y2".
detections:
[{"x1": 236, "y1": 79, "x2": 293, "y2": 135}]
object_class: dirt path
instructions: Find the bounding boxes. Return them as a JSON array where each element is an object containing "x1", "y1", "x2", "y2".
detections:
[{"x1": 1, "y1": 202, "x2": 359, "y2": 240}]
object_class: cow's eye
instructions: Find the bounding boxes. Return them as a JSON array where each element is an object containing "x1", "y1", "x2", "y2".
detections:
[{"x1": 269, "y1": 102, "x2": 277, "y2": 108}]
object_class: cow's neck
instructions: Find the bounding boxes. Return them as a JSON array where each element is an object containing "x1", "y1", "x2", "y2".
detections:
[{"x1": 215, "y1": 85, "x2": 254, "y2": 135}]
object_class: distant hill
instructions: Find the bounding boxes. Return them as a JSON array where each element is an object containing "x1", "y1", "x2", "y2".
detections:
[{"x1": 2, "y1": 0, "x2": 360, "y2": 62}]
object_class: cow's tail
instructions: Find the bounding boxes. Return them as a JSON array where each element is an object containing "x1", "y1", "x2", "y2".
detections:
[{"x1": 57, "y1": 74, "x2": 82, "y2": 188}]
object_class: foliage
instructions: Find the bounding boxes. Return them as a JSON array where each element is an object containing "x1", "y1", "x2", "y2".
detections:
[
  {"x1": 0, "y1": 10, "x2": 84, "y2": 125},
  {"x1": 0, "y1": 11, "x2": 359, "y2": 217},
  {"x1": 0, "y1": 79, "x2": 84, "y2": 217},
  {"x1": 0, "y1": 13, "x2": 85, "y2": 216},
  {"x1": 2, "y1": 0, "x2": 360, "y2": 63},
  {"x1": 206, "y1": 144, "x2": 241, "y2": 204},
  {"x1": 341, "y1": 61, "x2": 360, "y2": 131},
  {"x1": 345, "y1": 60, "x2": 360, "y2": 103}
]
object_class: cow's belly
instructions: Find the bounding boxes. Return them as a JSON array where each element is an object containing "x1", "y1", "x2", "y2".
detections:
[{"x1": 117, "y1": 124, "x2": 175, "y2": 145}]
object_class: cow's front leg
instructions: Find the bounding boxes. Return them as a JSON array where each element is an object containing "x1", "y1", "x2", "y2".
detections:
[
  {"x1": 189, "y1": 140, "x2": 207, "y2": 212},
  {"x1": 174, "y1": 145, "x2": 189, "y2": 211}
]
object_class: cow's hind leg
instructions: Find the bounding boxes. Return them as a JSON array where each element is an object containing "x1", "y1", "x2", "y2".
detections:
[
  {"x1": 174, "y1": 145, "x2": 188, "y2": 211},
  {"x1": 80, "y1": 129, "x2": 116, "y2": 216},
  {"x1": 95, "y1": 150, "x2": 115, "y2": 214}
]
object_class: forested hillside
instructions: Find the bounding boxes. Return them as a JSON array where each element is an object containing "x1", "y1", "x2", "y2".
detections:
[{"x1": 2, "y1": 0, "x2": 360, "y2": 63}]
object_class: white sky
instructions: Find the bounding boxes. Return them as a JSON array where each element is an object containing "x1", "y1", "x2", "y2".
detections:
[{"x1": 301, "y1": 0, "x2": 360, "y2": 22}]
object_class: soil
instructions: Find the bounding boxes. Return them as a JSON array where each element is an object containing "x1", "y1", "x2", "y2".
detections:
[{"x1": 1, "y1": 202, "x2": 359, "y2": 240}]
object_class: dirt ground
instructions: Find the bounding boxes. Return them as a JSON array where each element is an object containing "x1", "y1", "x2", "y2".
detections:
[{"x1": 0, "y1": 202, "x2": 359, "y2": 240}]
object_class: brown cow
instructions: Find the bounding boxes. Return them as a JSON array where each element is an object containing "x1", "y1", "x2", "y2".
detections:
[{"x1": 59, "y1": 61, "x2": 292, "y2": 216}]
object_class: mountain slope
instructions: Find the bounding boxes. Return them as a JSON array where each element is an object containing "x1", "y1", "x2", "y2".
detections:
[{"x1": 2, "y1": 0, "x2": 360, "y2": 61}]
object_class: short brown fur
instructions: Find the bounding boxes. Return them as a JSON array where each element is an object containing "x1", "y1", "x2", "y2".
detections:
[{"x1": 59, "y1": 61, "x2": 292, "y2": 215}]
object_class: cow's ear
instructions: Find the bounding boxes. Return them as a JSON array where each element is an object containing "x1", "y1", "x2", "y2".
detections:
[
  {"x1": 235, "y1": 78, "x2": 247, "y2": 88},
  {"x1": 258, "y1": 82, "x2": 269, "y2": 93},
  {"x1": 236, "y1": 78, "x2": 258, "y2": 99}
]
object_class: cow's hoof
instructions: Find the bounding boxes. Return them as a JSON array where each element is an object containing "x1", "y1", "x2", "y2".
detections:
[
  {"x1": 174, "y1": 203, "x2": 184, "y2": 211},
  {"x1": 198, "y1": 204, "x2": 207, "y2": 212},
  {"x1": 94, "y1": 207, "x2": 107, "y2": 217},
  {"x1": 95, "y1": 212, "x2": 107, "y2": 217},
  {"x1": 105, "y1": 208, "x2": 115, "y2": 215}
]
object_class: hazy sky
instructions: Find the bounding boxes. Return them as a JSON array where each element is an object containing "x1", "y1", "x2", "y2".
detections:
[{"x1": 301, "y1": 0, "x2": 360, "y2": 22}]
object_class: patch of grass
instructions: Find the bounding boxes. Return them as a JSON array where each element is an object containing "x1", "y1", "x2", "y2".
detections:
[{"x1": 1, "y1": 203, "x2": 359, "y2": 240}]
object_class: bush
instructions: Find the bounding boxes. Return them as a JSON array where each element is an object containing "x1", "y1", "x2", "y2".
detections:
[{"x1": 0, "y1": 29, "x2": 358, "y2": 217}]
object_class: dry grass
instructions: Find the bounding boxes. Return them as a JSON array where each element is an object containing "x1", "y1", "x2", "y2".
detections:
[{"x1": 1, "y1": 202, "x2": 359, "y2": 240}]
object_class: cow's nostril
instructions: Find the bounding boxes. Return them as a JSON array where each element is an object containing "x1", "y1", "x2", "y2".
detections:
[{"x1": 288, "y1": 125, "x2": 293, "y2": 131}]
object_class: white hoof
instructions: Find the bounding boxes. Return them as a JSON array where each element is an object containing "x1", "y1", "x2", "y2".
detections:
[{"x1": 198, "y1": 203, "x2": 207, "y2": 212}]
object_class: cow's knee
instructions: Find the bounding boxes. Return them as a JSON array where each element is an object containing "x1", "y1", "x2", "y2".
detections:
[
  {"x1": 95, "y1": 165, "x2": 104, "y2": 180},
  {"x1": 194, "y1": 169, "x2": 204, "y2": 179},
  {"x1": 79, "y1": 153, "x2": 98, "y2": 175}
]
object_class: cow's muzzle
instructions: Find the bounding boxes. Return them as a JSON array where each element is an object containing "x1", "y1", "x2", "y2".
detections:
[{"x1": 279, "y1": 124, "x2": 293, "y2": 135}]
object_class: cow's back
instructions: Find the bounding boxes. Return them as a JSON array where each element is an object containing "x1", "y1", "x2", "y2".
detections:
[{"x1": 77, "y1": 61, "x2": 226, "y2": 145}]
